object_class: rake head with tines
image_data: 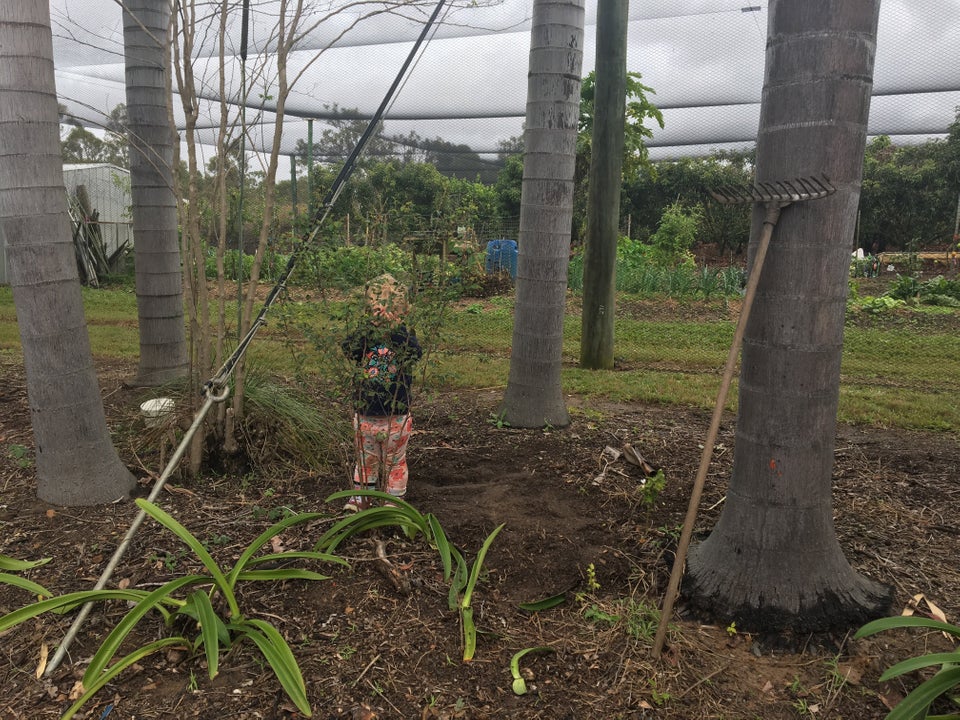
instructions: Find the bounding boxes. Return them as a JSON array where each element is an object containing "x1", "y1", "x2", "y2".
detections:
[{"x1": 708, "y1": 174, "x2": 835, "y2": 206}]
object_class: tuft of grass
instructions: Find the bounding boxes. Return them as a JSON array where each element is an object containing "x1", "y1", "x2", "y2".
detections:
[{"x1": 241, "y1": 369, "x2": 351, "y2": 472}]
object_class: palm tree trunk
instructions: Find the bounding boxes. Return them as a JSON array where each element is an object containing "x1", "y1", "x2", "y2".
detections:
[
  {"x1": 500, "y1": 0, "x2": 585, "y2": 428},
  {"x1": 685, "y1": 0, "x2": 891, "y2": 631},
  {"x1": 124, "y1": 0, "x2": 189, "y2": 386},
  {"x1": 0, "y1": 0, "x2": 136, "y2": 505}
]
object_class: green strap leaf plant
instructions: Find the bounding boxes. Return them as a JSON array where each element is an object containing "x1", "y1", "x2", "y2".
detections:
[
  {"x1": 510, "y1": 646, "x2": 555, "y2": 695},
  {"x1": 0, "y1": 573, "x2": 52, "y2": 598},
  {"x1": 0, "y1": 500, "x2": 342, "y2": 719},
  {"x1": 855, "y1": 615, "x2": 960, "y2": 720},
  {"x1": 226, "y1": 509, "x2": 331, "y2": 585},
  {"x1": 62, "y1": 637, "x2": 191, "y2": 720},
  {"x1": 0, "y1": 553, "x2": 52, "y2": 598},
  {"x1": 461, "y1": 523, "x2": 505, "y2": 662},
  {"x1": 236, "y1": 619, "x2": 312, "y2": 716},
  {"x1": 136, "y1": 499, "x2": 242, "y2": 618},
  {"x1": 84, "y1": 574, "x2": 205, "y2": 683},
  {"x1": 0, "y1": 589, "x2": 156, "y2": 631},
  {"x1": 518, "y1": 593, "x2": 567, "y2": 613},
  {"x1": 0, "y1": 554, "x2": 51, "y2": 572},
  {"x1": 317, "y1": 490, "x2": 505, "y2": 662},
  {"x1": 187, "y1": 589, "x2": 224, "y2": 679},
  {"x1": 314, "y1": 490, "x2": 430, "y2": 552}
]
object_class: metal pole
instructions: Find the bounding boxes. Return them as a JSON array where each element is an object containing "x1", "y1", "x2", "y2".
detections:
[
  {"x1": 291, "y1": 154, "x2": 298, "y2": 226},
  {"x1": 307, "y1": 119, "x2": 314, "y2": 220},
  {"x1": 236, "y1": 0, "x2": 250, "y2": 341}
]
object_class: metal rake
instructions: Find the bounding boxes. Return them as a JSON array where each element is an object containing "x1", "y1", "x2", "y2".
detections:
[{"x1": 651, "y1": 173, "x2": 837, "y2": 658}]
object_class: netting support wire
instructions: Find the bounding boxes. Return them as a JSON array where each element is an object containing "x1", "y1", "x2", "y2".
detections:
[
  {"x1": 44, "y1": 0, "x2": 449, "y2": 677},
  {"x1": 44, "y1": 384, "x2": 231, "y2": 677},
  {"x1": 205, "y1": 0, "x2": 449, "y2": 395}
]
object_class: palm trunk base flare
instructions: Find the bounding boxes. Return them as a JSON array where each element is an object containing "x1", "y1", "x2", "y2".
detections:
[{"x1": 685, "y1": 528, "x2": 893, "y2": 633}]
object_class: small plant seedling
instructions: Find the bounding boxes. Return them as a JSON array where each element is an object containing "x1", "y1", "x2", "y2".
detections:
[
  {"x1": 637, "y1": 468, "x2": 667, "y2": 507},
  {"x1": 487, "y1": 411, "x2": 511, "y2": 429},
  {"x1": 575, "y1": 562, "x2": 602, "y2": 604},
  {"x1": 7, "y1": 444, "x2": 31, "y2": 469},
  {"x1": 510, "y1": 646, "x2": 554, "y2": 695},
  {"x1": 648, "y1": 677, "x2": 672, "y2": 707},
  {"x1": 585, "y1": 563, "x2": 601, "y2": 592},
  {"x1": 725, "y1": 621, "x2": 737, "y2": 637}
]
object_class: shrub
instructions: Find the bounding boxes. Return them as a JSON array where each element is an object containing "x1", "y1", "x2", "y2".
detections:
[
  {"x1": 292, "y1": 244, "x2": 409, "y2": 291},
  {"x1": 649, "y1": 202, "x2": 701, "y2": 268}
]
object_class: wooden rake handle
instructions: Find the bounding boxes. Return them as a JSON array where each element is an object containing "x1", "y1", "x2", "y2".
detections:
[{"x1": 650, "y1": 201, "x2": 783, "y2": 658}]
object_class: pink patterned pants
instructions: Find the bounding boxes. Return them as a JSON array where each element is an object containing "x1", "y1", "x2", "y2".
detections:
[{"x1": 352, "y1": 414, "x2": 412, "y2": 499}]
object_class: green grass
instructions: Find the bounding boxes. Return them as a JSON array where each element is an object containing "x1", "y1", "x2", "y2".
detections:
[{"x1": 1, "y1": 285, "x2": 958, "y2": 431}]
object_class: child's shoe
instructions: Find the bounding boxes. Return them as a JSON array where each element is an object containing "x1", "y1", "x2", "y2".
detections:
[{"x1": 343, "y1": 495, "x2": 374, "y2": 512}]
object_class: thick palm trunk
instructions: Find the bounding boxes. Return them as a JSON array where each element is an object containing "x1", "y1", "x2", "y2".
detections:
[
  {"x1": 0, "y1": 1, "x2": 136, "y2": 505},
  {"x1": 124, "y1": 0, "x2": 189, "y2": 386},
  {"x1": 685, "y1": 0, "x2": 891, "y2": 631},
  {"x1": 500, "y1": 0, "x2": 584, "y2": 428}
]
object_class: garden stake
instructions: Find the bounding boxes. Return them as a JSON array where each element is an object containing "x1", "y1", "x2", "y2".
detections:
[{"x1": 650, "y1": 175, "x2": 836, "y2": 658}]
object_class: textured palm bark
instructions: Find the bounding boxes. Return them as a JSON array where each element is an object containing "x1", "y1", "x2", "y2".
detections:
[
  {"x1": 124, "y1": 0, "x2": 189, "y2": 386},
  {"x1": 685, "y1": 0, "x2": 892, "y2": 631},
  {"x1": 0, "y1": 1, "x2": 136, "y2": 505},
  {"x1": 500, "y1": 0, "x2": 584, "y2": 428}
]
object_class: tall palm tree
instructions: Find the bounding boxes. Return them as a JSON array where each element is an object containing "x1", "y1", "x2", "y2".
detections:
[
  {"x1": 685, "y1": 0, "x2": 891, "y2": 631},
  {"x1": 499, "y1": 0, "x2": 585, "y2": 428},
  {"x1": 124, "y1": 0, "x2": 189, "y2": 386},
  {"x1": 0, "y1": 0, "x2": 136, "y2": 505}
]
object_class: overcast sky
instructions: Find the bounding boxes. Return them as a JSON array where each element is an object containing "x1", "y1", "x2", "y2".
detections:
[{"x1": 49, "y1": 0, "x2": 959, "y2": 163}]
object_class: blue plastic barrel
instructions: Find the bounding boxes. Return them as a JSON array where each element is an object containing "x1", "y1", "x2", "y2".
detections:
[{"x1": 484, "y1": 239, "x2": 518, "y2": 279}]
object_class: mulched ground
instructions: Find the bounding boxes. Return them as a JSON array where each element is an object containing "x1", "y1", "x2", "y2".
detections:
[{"x1": 1, "y1": 344, "x2": 958, "y2": 719}]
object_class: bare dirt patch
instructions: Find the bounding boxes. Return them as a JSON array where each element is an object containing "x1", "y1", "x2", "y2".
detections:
[{"x1": 1, "y1": 355, "x2": 958, "y2": 719}]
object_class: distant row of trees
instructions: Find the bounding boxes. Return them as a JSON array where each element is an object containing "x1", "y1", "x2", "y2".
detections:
[{"x1": 61, "y1": 103, "x2": 960, "y2": 264}]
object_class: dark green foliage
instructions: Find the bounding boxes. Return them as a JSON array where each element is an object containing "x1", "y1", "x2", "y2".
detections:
[{"x1": 887, "y1": 274, "x2": 960, "y2": 305}]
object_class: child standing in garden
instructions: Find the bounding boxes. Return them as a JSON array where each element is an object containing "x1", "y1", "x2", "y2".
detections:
[{"x1": 341, "y1": 274, "x2": 422, "y2": 511}]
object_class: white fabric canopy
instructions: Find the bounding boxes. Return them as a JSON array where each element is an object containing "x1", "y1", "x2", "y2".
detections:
[{"x1": 50, "y1": 0, "x2": 959, "y2": 162}]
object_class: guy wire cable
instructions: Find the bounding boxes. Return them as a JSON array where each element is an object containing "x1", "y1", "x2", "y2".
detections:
[{"x1": 44, "y1": 0, "x2": 449, "y2": 677}]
